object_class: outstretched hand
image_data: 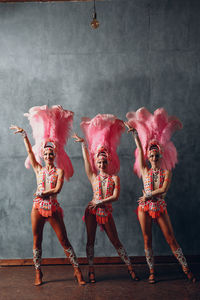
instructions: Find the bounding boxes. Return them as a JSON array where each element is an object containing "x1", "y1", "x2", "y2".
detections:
[
  {"x1": 72, "y1": 133, "x2": 85, "y2": 143},
  {"x1": 10, "y1": 125, "x2": 24, "y2": 134},
  {"x1": 124, "y1": 122, "x2": 136, "y2": 134}
]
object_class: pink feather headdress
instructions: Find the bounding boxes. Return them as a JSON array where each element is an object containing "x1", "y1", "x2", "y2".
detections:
[
  {"x1": 24, "y1": 105, "x2": 74, "y2": 181},
  {"x1": 126, "y1": 107, "x2": 183, "y2": 177},
  {"x1": 81, "y1": 114, "x2": 125, "y2": 175}
]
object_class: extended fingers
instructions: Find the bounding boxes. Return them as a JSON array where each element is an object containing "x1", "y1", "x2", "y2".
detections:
[
  {"x1": 137, "y1": 196, "x2": 145, "y2": 204},
  {"x1": 124, "y1": 122, "x2": 134, "y2": 132},
  {"x1": 10, "y1": 124, "x2": 23, "y2": 133},
  {"x1": 10, "y1": 124, "x2": 17, "y2": 130},
  {"x1": 72, "y1": 132, "x2": 84, "y2": 142},
  {"x1": 72, "y1": 132, "x2": 78, "y2": 138}
]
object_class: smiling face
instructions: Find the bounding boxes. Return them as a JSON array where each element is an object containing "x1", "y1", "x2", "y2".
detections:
[
  {"x1": 43, "y1": 147, "x2": 55, "y2": 166},
  {"x1": 148, "y1": 149, "x2": 161, "y2": 168},
  {"x1": 96, "y1": 156, "x2": 108, "y2": 172}
]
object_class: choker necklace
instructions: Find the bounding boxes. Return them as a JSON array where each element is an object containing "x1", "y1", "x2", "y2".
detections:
[{"x1": 152, "y1": 169, "x2": 159, "y2": 183}]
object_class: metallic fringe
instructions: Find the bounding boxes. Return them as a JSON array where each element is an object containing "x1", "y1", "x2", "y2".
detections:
[
  {"x1": 64, "y1": 247, "x2": 79, "y2": 268},
  {"x1": 144, "y1": 248, "x2": 154, "y2": 270},
  {"x1": 33, "y1": 248, "x2": 42, "y2": 270}
]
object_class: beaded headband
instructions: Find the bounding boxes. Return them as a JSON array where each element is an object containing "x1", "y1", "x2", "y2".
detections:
[
  {"x1": 147, "y1": 140, "x2": 163, "y2": 158},
  {"x1": 41, "y1": 140, "x2": 57, "y2": 156},
  {"x1": 95, "y1": 145, "x2": 111, "y2": 162}
]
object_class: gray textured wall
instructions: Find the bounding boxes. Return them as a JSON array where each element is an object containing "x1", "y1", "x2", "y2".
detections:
[{"x1": 0, "y1": 0, "x2": 200, "y2": 259}]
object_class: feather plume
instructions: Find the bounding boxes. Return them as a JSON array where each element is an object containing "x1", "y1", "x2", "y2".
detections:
[
  {"x1": 126, "y1": 107, "x2": 182, "y2": 177},
  {"x1": 24, "y1": 105, "x2": 74, "y2": 181},
  {"x1": 81, "y1": 114, "x2": 125, "y2": 175}
]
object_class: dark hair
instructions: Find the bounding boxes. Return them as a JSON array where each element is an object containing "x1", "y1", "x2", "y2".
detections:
[
  {"x1": 43, "y1": 146, "x2": 55, "y2": 155},
  {"x1": 97, "y1": 151, "x2": 107, "y2": 158},
  {"x1": 149, "y1": 144, "x2": 159, "y2": 152}
]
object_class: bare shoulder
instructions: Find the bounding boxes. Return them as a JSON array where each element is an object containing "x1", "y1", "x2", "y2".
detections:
[
  {"x1": 35, "y1": 164, "x2": 42, "y2": 175},
  {"x1": 164, "y1": 169, "x2": 172, "y2": 178},
  {"x1": 142, "y1": 166, "x2": 149, "y2": 177},
  {"x1": 56, "y1": 168, "x2": 64, "y2": 176},
  {"x1": 90, "y1": 173, "x2": 98, "y2": 185},
  {"x1": 112, "y1": 175, "x2": 120, "y2": 183}
]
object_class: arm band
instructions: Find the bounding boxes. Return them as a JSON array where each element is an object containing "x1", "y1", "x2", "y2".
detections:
[
  {"x1": 164, "y1": 178, "x2": 170, "y2": 182},
  {"x1": 145, "y1": 191, "x2": 152, "y2": 198},
  {"x1": 82, "y1": 141, "x2": 87, "y2": 149},
  {"x1": 35, "y1": 191, "x2": 42, "y2": 197},
  {"x1": 21, "y1": 130, "x2": 27, "y2": 138},
  {"x1": 95, "y1": 199, "x2": 103, "y2": 205}
]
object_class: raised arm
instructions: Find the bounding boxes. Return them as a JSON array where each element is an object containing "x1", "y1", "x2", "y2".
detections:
[
  {"x1": 10, "y1": 125, "x2": 41, "y2": 173},
  {"x1": 72, "y1": 133, "x2": 95, "y2": 183},
  {"x1": 125, "y1": 122, "x2": 146, "y2": 175}
]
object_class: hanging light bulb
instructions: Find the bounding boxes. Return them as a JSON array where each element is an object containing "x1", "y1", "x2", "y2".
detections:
[{"x1": 91, "y1": 0, "x2": 99, "y2": 29}]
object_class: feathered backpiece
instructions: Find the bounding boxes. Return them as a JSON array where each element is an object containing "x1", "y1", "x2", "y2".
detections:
[
  {"x1": 126, "y1": 107, "x2": 182, "y2": 177},
  {"x1": 24, "y1": 105, "x2": 74, "y2": 181},
  {"x1": 81, "y1": 114, "x2": 125, "y2": 175}
]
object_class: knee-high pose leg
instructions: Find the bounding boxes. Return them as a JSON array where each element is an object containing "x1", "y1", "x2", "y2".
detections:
[
  {"x1": 31, "y1": 208, "x2": 46, "y2": 285},
  {"x1": 48, "y1": 211, "x2": 86, "y2": 285},
  {"x1": 48, "y1": 211, "x2": 78, "y2": 268},
  {"x1": 103, "y1": 215, "x2": 138, "y2": 280},
  {"x1": 138, "y1": 210, "x2": 155, "y2": 281},
  {"x1": 85, "y1": 209, "x2": 97, "y2": 282},
  {"x1": 157, "y1": 211, "x2": 195, "y2": 281}
]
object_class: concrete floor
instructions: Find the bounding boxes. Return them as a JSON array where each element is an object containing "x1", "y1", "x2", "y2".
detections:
[{"x1": 0, "y1": 263, "x2": 199, "y2": 300}]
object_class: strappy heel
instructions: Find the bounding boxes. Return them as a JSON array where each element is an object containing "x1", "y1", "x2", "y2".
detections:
[
  {"x1": 74, "y1": 268, "x2": 86, "y2": 286},
  {"x1": 184, "y1": 269, "x2": 196, "y2": 283},
  {"x1": 34, "y1": 269, "x2": 43, "y2": 286},
  {"x1": 128, "y1": 269, "x2": 140, "y2": 281},
  {"x1": 88, "y1": 271, "x2": 96, "y2": 283},
  {"x1": 148, "y1": 272, "x2": 156, "y2": 284}
]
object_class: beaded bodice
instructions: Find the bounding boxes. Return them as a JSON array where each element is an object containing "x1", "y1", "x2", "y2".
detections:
[
  {"x1": 37, "y1": 167, "x2": 58, "y2": 196},
  {"x1": 144, "y1": 168, "x2": 167, "y2": 199},
  {"x1": 93, "y1": 175, "x2": 115, "y2": 204}
]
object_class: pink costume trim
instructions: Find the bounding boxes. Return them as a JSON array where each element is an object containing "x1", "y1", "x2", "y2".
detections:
[
  {"x1": 138, "y1": 168, "x2": 167, "y2": 219},
  {"x1": 85, "y1": 175, "x2": 115, "y2": 225},
  {"x1": 34, "y1": 167, "x2": 63, "y2": 218}
]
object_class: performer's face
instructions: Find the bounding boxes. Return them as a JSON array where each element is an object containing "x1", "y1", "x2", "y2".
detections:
[
  {"x1": 43, "y1": 148, "x2": 55, "y2": 165},
  {"x1": 148, "y1": 150, "x2": 160, "y2": 165},
  {"x1": 96, "y1": 157, "x2": 108, "y2": 171}
]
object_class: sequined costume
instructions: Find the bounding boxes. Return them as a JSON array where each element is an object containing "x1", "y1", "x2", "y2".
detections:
[
  {"x1": 138, "y1": 168, "x2": 168, "y2": 219},
  {"x1": 34, "y1": 167, "x2": 63, "y2": 217},
  {"x1": 86, "y1": 175, "x2": 118, "y2": 225}
]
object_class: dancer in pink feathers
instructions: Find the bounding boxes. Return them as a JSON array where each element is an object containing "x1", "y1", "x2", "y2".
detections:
[
  {"x1": 73, "y1": 114, "x2": 139, "y2": 283},
  {"x1": 10, "y1": 105, "x2": 85, "y2": 286},
  {"x1": 125, "y1": 107, "x2": 196, "y2": 283}
]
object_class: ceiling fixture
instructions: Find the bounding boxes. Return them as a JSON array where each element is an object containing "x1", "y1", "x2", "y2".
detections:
[{"x1": 90, "y1": 0, "x2": 99, "y2": 29}]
